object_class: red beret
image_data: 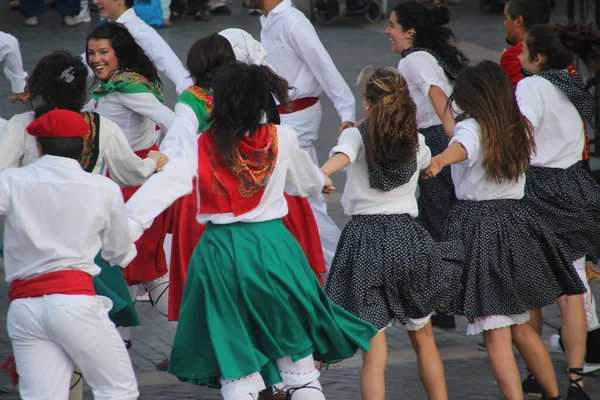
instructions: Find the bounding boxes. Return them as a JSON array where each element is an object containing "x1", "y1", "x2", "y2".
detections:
[{"x1": 26, "y1": 109, "x2": 89, "y2": 139}]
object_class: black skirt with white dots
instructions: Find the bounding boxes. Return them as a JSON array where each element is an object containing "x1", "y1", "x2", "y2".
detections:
[
  {"x1": 324, "y1": 214, "x2": 463, "y2": 330},
  {"x1": 524, "y1": 162, "x2": 600, "y2": 262},
  {"x1": 417, "y1": 124, "x2": 457, "y2": 240},
  {"x1": 445, "y1": 199, "x2": 586, "y2": 319}
]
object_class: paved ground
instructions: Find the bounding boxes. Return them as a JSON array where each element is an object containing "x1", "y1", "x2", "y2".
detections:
[{"x1": 1, "y1": 0, "x2": 599, "y2": 398}]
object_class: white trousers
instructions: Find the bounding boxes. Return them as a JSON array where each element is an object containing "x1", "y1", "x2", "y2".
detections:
[
  {"x1": 280, "y1": 101, "x2": 341, "y2": 270},
  {"x1": 7, "y1": 294, "x2": 139, "y2": 400}
]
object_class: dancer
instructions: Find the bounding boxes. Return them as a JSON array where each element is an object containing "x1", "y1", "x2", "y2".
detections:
[
  {"x1": 86, "y1": 0, "x2": 193, "y2": 94},
  {"x1": 517, "y1": 22, "x2": 600, "y2": 400},
  {"x1": 86, "y1": 22, "x2": 174, "y2": 327},
  {"x1": 386, "y1": 0, "x2": 468, "y2": 330},
  {"x1": 242, "y1": 0, "x2": 356, "y2": 270},
  {"x1": 1, "y1": 109, "x2": 139, "y2": 400},
  {"x1": 425, "y1": 60, "x2": 585, "y2": 400},
  {"x1": 126, "y1": 62, "x2": 377, "y2": 399},
  {"x1": 323, "y1": 66, "x2": 458, "y2": 400},
  {"x1": 0, "y1": 32, "x2": 28, "y2": 129}
]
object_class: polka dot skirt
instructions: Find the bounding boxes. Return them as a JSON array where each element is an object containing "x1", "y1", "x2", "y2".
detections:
[
  {"x1": 524, "y1": 163, "x2": 600, "y2": 262},
  {"x1": 417, "y1": 124, "x2": 457, "y2": 239},
  {"x1": 325, "y1": 214, "x2": 463, "y2": 330},
  {"x1": 445, "y1": 199, "x2": 586, "y2": 319}
]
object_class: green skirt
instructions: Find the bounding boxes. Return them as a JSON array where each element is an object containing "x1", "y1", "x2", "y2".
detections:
[
  {"x1": 93, "y1": 255, "x2": 140, "y2": 328},
  {"x1": 1, "y1": 246, "x2": 138, "y2": 327},
  {"x1": 168, "y1": 219, "x2": 377, "y2": 388}
]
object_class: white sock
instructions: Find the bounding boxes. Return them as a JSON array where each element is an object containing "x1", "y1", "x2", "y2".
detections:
[
  {"x1": 220, "y1": 373, "x2": 265, "y2": 399},
  {"x1": 276, "y1": 355, "x2": 324, "y2": 399}
]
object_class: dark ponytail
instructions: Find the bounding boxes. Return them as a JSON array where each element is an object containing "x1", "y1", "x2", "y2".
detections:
[
  {"x1": 392, "y1": 1, "x2": 468, "y2": 74},
  {"x1": 526, "y1": 22, "x2": 600, "y2": 73}
]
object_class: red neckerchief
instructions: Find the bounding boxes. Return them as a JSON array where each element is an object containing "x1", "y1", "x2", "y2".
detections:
[{"x1": 197, "y1": 124, "x2": 278, "y2": 216}]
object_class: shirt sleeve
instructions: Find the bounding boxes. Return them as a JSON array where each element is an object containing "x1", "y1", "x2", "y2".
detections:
[
  {"x1": 329, "y1": 127, "x2": 363, "y2": 163},
  {"x1": 115, "y1": 91, "x2": 175, "y2": 132},
  {"x1": 287, "y1": 18, "x2": 356, "y2": 123},
  {"x1": 449, "y1": 120, "x2": 480, "y2": 167},
  {"x1": 399, "y1": 53, "x2": 449, "y2": 97},
  {"x1": 515, "y1": 79, "x2": 543, "y2": 131},
  {"x1": 100, "y1": 186, "x2": 137, "y2": 267},
  {"x1": 0, "y1": 32, "x2": 28, "y2": 94},
  {"x1": 126, "y1": 132, "x2": 198, "y2": 242},
  {"x1": 160, "y1": 103, "x2": 199, "y2": 161},
  {"x1": 280, "y1": 124, "x2": 326, "y2": 197},
  {"x1": 0, "y1": 172, "x2": 10, "y2": 215},
  {"x1": 101, "y1": 117, "x2": 157, "y2": 187},
  {"x1": 417, "y1": 133, "x2": 432, "y2": 170},
  {"x1": 128, "y1": 23, "x2": 193, "y2": 95},
  {"x1": 0, "y1": 114, "x2": 27, "y2": 172}
]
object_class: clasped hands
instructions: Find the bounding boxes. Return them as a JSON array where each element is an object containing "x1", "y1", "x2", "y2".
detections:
[{"x1": 146, "y1": 150, "x2": 169, "y2": 172}]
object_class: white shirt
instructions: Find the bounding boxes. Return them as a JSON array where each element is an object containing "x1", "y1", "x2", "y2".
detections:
[
  {"x1": 450, "y1": 118, "x2": 525, "y2": 201},
  {"x1": 260, "y1": 0, "x2": 355, "y2": 123},
  {"x1": 89, "y1": 91, "x2": 175, "y2": 152},
  {"x1": 516, "y1": 75, "x2": 584, "y2": 169},
  {"x1": 0, "y1": 155, "x2": 137, "y2": 282},
  {"x1": 0, "y1": 32, "x2": 27, "y2": 94},
  {"x1": 398, "y1": 51, "x2": 454, "y2": 129},
  {"x1": 81, "y1": 9, "x2": 193, "y2": 95},
  {"x1": 126, "y1": 124, "x2": 325, "y2": 241},
  {"x1": 331, "y1": 127, "x2": 431, "y2": 216},
  {"x1": 0, "y1": 111, "x2": 157, "y2": 187}
]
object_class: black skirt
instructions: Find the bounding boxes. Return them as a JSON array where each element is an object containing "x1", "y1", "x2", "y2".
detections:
[
  {"x1": 417, "y1": 124, "x2": 456, "y2": 239},
  {"x1": 445, "y1": 199, "x2": 586, "y2": 319},
  {"x1": 325, "y1": 214, "x2": 462, "y2": 330},
  {"x1": 524, "y1": 163, "x2": 600, "y2": 262}
]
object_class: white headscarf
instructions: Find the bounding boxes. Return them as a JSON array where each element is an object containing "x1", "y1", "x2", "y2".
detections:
[{"x1": 218, "y1": 28, "x2": 276, "y2": 71}]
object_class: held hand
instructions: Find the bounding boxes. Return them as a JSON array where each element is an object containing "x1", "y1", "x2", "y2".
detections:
[
  {"x1": 322, "y1": 175, "x2": 335, "y2": 195},
  {"x1": 147, "y1": 150, "x2": 169, "y2": 172},
  {"x1": 338, "y1": 121, "x2": 354, "y2": 134},
  {"x1": 423, "y1": 157, "x2": 443, "y2": 179},
  {"x1": 11, "y1": 92, "x2": 30, "y2": 104}
]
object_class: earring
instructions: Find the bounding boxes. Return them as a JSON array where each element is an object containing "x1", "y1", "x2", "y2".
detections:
[{"x1": 365, "y1": 106, "x2": 369, "y2": 110}]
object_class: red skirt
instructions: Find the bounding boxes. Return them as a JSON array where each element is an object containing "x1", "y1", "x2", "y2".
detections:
[
  {"x1": 108, "y1": 143, "x2": 169, "y2": 285},
  {"x1": 167, "y1": 189, "x2": 326, "y2": 321}
]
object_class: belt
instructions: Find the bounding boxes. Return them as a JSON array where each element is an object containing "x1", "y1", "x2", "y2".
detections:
[
  {"x1": 277, "y1": 97, "x2": 319, "y2": 115},
  {"x1": 9, "y1": 270, "x2": 95, "y2": 302}
]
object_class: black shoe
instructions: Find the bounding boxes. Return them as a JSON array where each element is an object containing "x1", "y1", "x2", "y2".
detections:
[
  {"x1": 194, "y1": 10, "x2": 210, "y2": 21},
  {"x1": 431, "y1": 307, "x2": 456, "y2": 331},
  {"x1": 566, "y1": 368, "x2": 591, "y2": 400},
  {"x1": 522, "y1": 373, "x2": 544, "y2": 397},
  {"x1": 210, "y1": 5, "x2": 232, "y2": 14}
]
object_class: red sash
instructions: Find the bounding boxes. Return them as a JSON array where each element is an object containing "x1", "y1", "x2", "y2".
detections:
[
  {"x1": 197, "y1": 124, "x2": 278, "y2": 216},
  {"x1": 277, "y1": 97, "x2": 319, "y2": 114},
  {"x1": 9, "y1": 270, "x2": 95, "y2": 302}
]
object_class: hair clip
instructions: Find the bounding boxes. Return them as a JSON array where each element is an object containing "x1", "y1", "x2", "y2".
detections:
[{"x1": 59, "y1": 66, "x2": 75, "y2": 84}]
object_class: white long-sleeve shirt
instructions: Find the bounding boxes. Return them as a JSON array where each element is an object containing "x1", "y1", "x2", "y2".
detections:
[
  {"x1": 0, "y1": 155, "x2": 137, "y2": 282},
  {"x1": 126, "y1": 123, "x2": 325, "y2": 241},
  {"x1": 0, "y1": 111, "x2": 157, "y2": 187},
  {"x1": 260, "y1": 0, "x2": 355, "y2": 123},
  {"x1": 0, "y1": 32, "x2": 27, "y2": 94},
  {"x1": 88, "y1": 91, "x2": 175, "y2": 152},
  {"x1": 81, "y1": 9, "x2": 193, "y2": 95}
]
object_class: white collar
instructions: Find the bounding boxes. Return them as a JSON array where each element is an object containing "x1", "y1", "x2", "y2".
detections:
[
  {"x1": 260, "y1": 0, "x2": 291, "y2": 24},
  {"x1": 35, "y1": 155, "x2": 82, "y2": 170},
  {"x1": 116, "y1": 8, "x2": 136, "y2": 23}
]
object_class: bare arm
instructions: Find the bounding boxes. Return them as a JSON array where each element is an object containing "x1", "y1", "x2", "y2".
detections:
[
  {"x1": 423, "y1": 142, "x2": 467, "y2": 178},
  {"x1": 321, "y1": 152, "x2": 351, "y2": 177},
  {"x1": 429, "y1": 86, "x2": 455, "y2": 139}
]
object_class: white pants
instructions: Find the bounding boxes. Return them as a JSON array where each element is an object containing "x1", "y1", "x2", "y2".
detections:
[
  {"x1": 280, "y1": 101, "x2": 341, "y2": 270},
  {"x1": 573, "y1": 257, "x2": 600, "y2": 331},
  {"x1": 7, "y1": 294, "x2": 139, "y2": 400}
]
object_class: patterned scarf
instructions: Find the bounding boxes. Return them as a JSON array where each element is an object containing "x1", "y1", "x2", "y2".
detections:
[
  {"x1": 177, "y1": 86, "x2": 213, "y2": 134},
  {"x1": 197, "y1": 124, "x2": 278, "y2": 216},
  {"x1": 522, "y1": 68, "x2": 597, "y2": 133},
  {"x1": 400, "y1": 47, "x2": 466, "y2": 80},
  {"x1": 358, "y1": 120, "x2": 417, "y2": 192},
  {"x1": 79, "y1": 112, "x2": 101, "y2": 173},
  {"x1": 92, "y1": 70, "x2": 164, "y2": 103}
]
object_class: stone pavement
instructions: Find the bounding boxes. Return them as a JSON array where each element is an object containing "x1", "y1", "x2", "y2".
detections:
[{"x1": 0, "y1": 0, "x2": 599, "y2": 398}]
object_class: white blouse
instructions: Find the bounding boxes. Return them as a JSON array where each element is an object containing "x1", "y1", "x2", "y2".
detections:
[
  {"x1": 516, "y1": 75, "x2": 584, "y2": 169},
  {"x1": 330, "y1": 127, "x2": 431, "y2": 217},
  {"x1": 398, "y1": 51, "x2": 455, "y2": 129},
  {"x1": 0, "y1": 156, "x2": 136, "y2": 282},
  {"x1": 126, "y1": 124, "x2": 326, "y2": 241},
  {"x1": 0, "y1": 111, "x2": 157, "y2": 187},
  {"x1": 88, "y1": 91, "x2": 175, "y2": 152},
  {"x1": 260, "y1": 0, "x2": 355, "y2": 123},
  {"x1": 450, "y1": 118, "x2": 525, "y2": 201},
  {"x1": 0, "y1": 31, "x2": 27, "y2": 94}
]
